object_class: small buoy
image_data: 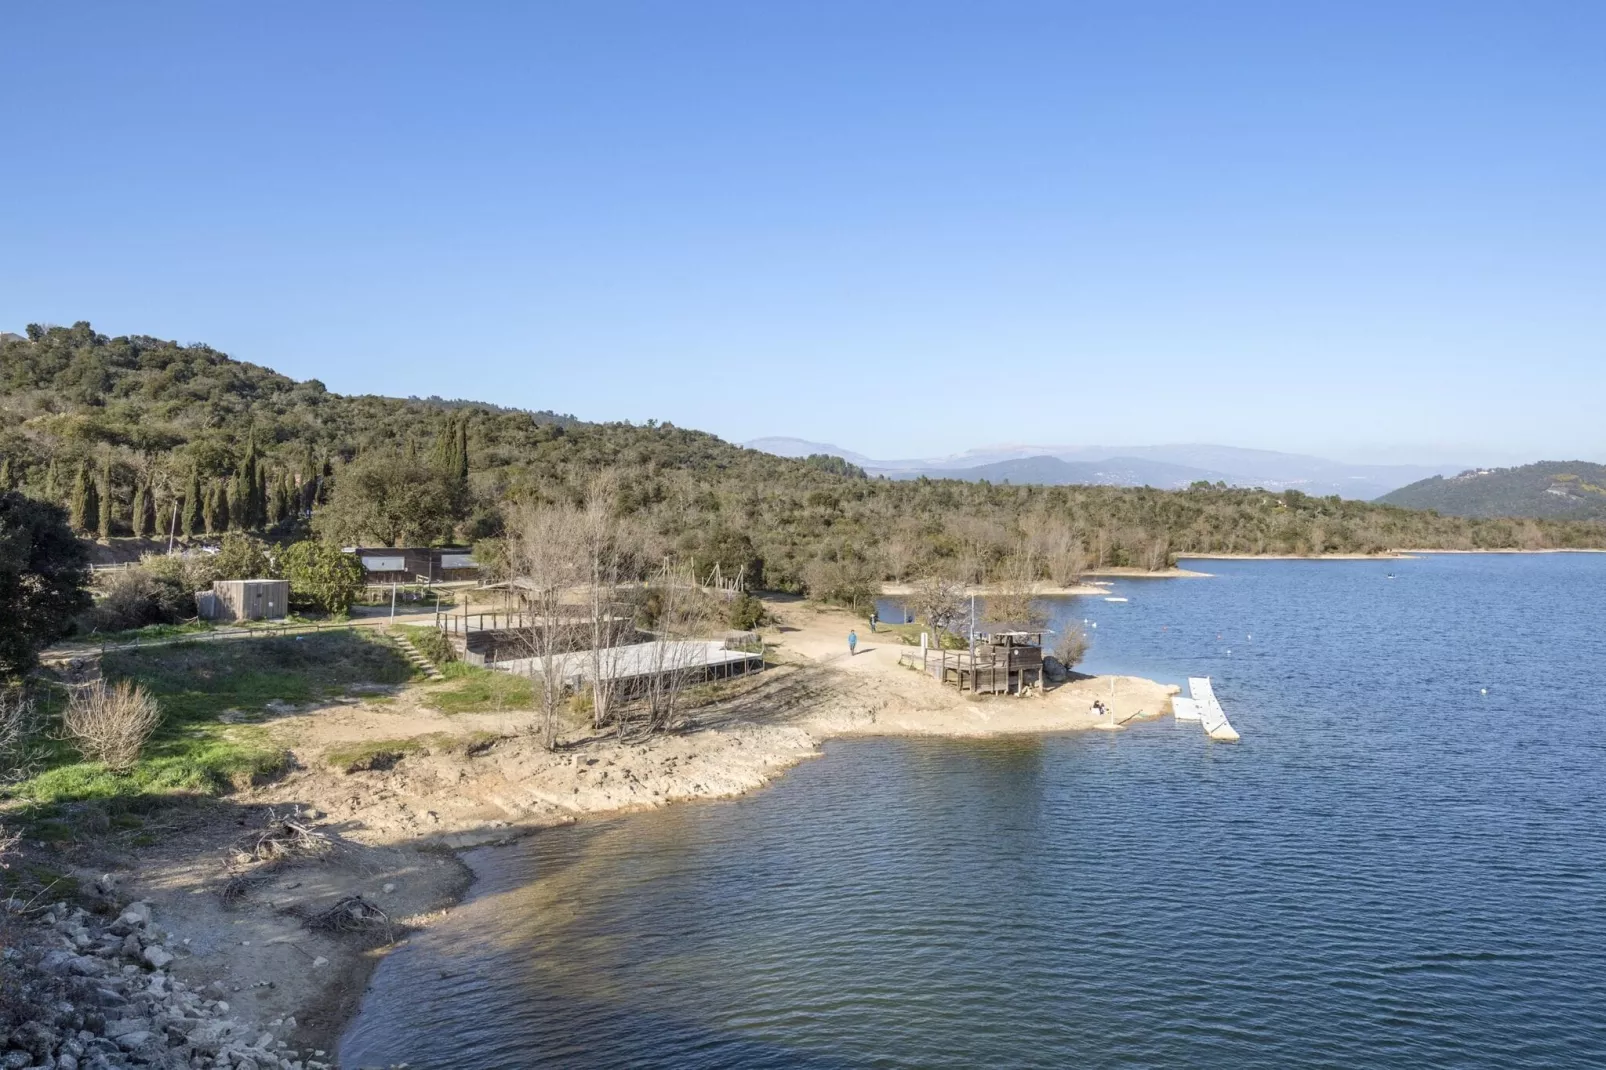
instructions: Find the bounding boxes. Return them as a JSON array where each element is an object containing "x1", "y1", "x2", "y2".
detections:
[{"x1": 1480, "y1": 688, "x2": 1487, "y2": 695}]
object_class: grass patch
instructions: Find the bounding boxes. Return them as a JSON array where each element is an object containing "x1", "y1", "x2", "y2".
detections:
[
  {"x1": 85, "y1": 621, "x2": 215, "y2": 644},
  {"x1": 396, "y1": 624, "x2": 457, "y2": 667},
  {"x1": 871, "y1": 621, "x2": 966, "y2": 649},
  {"x1": 323, "y1": 730, "x2": 504, "y2": 772},
  {"x1": 8, "y1": 631, "x2": 412, "y2": 809},
  {"x1": 101, "y1": 631, "x2": 414, "y2": 722},
  {"x1": 323, "y1": 737, "x2": 428, "y2": 773},
  {"x1": 0, "y1": 864, "x2": 82, "y2": 902},
  {"x1": 424, "y1": 663, "x2": 534, "y2": 715},
  {"x1": 18, "y1": 726, "x2": 291, "y2": 805}
]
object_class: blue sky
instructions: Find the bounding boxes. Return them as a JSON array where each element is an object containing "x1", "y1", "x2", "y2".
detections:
[{"x1": 2, "y1": 2, "x2": 1602, "y2": 464}]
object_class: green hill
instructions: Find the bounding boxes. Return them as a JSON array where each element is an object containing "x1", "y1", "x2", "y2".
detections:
[
  {"x1": 3, "y1": 322, "x2": 1605, "y2": 595},
  {"x1": 1377, "y1": 462, "x2": 1606, "y2": 520}
]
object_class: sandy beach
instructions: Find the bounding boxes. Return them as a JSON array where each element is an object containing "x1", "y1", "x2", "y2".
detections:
[{"x1": 54, "y1": 598, "x2": 1178, "y2": 1056}]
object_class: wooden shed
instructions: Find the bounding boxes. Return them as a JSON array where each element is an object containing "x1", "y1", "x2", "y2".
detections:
[{"x1": 203, "y1": 579, "x2": 290, "y2": 622}]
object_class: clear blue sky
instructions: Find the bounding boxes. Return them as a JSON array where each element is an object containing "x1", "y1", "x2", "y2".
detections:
[{"x1": 3, "y1": 2, "x2": 1602, "y2": 464}]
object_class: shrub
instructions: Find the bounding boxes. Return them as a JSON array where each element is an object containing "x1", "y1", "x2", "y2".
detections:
[
  {"x1": 1054, "y1": 626, "x2": 1090, "y2": 671},
  {"x1": 0, "y1": 686, "x2": 45, "y2": 785},
  {"x1": 0, "y1": 491, "x2": 91, "y2": 675},
  {"x1": 280, "y1": 540, "x2": 365, "y2": 614},
  {"x1": 727, "y1": 592, "x2": 767, "y2": 631},
  {"x1": 803, "y1": 556, "x2": 880, "y2": 610},
  {"x1": 63, "y1": 680, "x2": 162, "y2": 773},
  {"x1": 212, "y1": 532, "x2": 277, "y2": 581},
  {"x1": 82, "y1": 560, "x2": 198, "y2": 633}
]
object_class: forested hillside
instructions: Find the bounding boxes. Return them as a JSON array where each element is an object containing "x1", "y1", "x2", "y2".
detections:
[
  {"x1": 4, "y1": 323, "x2": 1604, "y2": 597},
  {"x1": 1378, "y1": 462, "x2": 1606, "y2": 521}
]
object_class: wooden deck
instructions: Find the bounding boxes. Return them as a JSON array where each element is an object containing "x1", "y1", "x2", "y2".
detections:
[{"x1": 898, "y1": 643, "x2": 1044, "y2": 695}]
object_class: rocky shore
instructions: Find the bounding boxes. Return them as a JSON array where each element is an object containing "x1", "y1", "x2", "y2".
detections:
[{"x1": 5, "y1": 893, "x2": 328, "y2": 1070}]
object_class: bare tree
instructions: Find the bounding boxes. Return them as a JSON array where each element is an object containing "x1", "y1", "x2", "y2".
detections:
[
  {"x1": 1022, "y1": 510, "x2": 1088, "y2": 588},
  {"x1": 580, "y1": 478, "x2": 632, "y2": 733},
  {"x1": 908, "y1": 575, "x2": 968, "y2": 651},
  {"x1": 0, "y1": 686, "x2": 45, "y2": 784},
  {"x1": 629, "y1": 564, "x2": 712, "y2": 740},
  {"x1": 506, "y1": 501, "x2": 586, "y2": 749},
  {"x1": 63, "y1": 680, "x2": 162, "y2": 773},
  {"x1": 984, "y1": 554, "x2": 1048, "y2": 630},
  {"x1": 1144, "y1": 535, "x2": 1171, "y2": 572}
]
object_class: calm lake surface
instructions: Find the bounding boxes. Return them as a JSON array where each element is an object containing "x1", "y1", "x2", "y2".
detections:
[{"x1": 342, "y1": 555, "x2": 1606, "y2": 1068}]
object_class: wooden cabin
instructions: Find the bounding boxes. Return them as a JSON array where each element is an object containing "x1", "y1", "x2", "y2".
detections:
[{"x1": 907, "y1": 626, "x2": 1046, "y2": 695}]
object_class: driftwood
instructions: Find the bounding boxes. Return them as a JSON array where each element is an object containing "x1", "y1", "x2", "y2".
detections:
[
  {"x1": 231, "y1": 809, "x2": 331, "y2": 866},
  {"x1": 305, "y1": 895, "x2": 392, "y2": 938}
]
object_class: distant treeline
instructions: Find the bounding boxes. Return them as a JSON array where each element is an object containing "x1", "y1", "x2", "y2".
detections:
[{"x1": 3, "y1": 323, "x2": 1603, "y2": 600}]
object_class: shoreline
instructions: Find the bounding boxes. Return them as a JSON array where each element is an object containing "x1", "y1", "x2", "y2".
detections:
[
  {"x1": 878, "y1": 566, "x2": 1209, "y2": 598},
  {"x1": 57, "y1": 598, "x2": 1178, "y2": 1059}
]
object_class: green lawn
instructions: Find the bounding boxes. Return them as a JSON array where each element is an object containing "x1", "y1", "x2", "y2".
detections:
[
  {"x1": 10, "y1": 631, "x2": 416, "y2": 811},
  {"x1": 422, "y1": 661, "x2": 536, "y2": 715}
]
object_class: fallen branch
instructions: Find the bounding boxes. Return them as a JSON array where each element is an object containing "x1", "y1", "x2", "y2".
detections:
[
  {"x1": 231, "y1": 809, "x2": 332, "y2": 866},
  {"x1": 304, "y1": 895, "x2": 392, "y2": 939}
]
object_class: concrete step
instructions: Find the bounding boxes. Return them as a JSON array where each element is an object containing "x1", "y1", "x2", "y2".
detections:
[{"x1": 392, "y1": 634, "x2": 446, "y2": 681}]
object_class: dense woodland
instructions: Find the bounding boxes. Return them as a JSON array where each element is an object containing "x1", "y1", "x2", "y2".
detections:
[
  {"x1": 4, "y1": 323, "x2": 1605, "y2": 602},
  {"x1": 1379, "y1": 461, "x2": 1606, "y2": 521}
]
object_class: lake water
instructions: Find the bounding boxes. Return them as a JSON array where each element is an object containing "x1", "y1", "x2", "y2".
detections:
[{"x1": 341, "y1": 554, "x2": 1606, "y2": 1068}]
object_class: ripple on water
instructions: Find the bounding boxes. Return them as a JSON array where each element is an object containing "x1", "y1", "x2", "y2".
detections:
[{"x1": 343, "y1": 555, "x2": 1606, "y2": 1069}]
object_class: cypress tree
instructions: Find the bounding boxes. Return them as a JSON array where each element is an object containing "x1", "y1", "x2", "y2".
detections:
[
  {"x1": 131, "y1": 483, "x2": 149, "y2": 538},
  {"x1": 204, "y1": 483, "x2": 219, "y2": 535},
  {"x1": 184, "y1": 470, "x2": 202, "y2": 538},
  {"x1": 236, "y1": 446, "x2": 253, "y2": 529},
  {"x1": 227, "y1": 474, "x2": 243, "y2": 531},
  {"x1": 455, "y1": 415, "x2": 470, "y2": 484},
  {"x1": 266, "y1": 470, "x2": 285, "y2": 527},
  {"x1": 44, "y1": 459, "x2": 59, "y2": 503},
  {"x1": 98, "y1": 454, "x2": 113, "y2": 540},
  {"x1": 70, "y1": 463, "x2": 94, "y2": 532}
]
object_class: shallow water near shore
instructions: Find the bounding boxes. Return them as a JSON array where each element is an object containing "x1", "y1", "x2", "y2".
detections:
[{"x1": 342, "y1": 555, "x2": 1606, "y2": 1068}]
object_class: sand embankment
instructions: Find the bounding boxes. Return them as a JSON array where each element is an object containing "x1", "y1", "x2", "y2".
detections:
[{"x1": 70, "y1": 598, "x2": 1176, "y2": 1056}]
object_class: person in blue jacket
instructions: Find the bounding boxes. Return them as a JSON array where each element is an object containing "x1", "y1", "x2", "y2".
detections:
[{"x1": 848, "y1": 630, "x2": 858, "y2": 656}]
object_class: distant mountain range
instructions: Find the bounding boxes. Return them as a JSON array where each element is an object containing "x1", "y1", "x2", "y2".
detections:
[
  {"x1": 743, "y1": 437, "x2": 1462, "y2": 500},
  {"x1": 1377, "y1": 462, "x2": 1606, "y2": 520}
]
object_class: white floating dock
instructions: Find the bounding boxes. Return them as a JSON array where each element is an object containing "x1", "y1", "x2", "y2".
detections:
[
  {"x1": 1188, "y1": 676, "x2": 1240, "y2": 742},
  {"x1": 1171, "y1": 696, "x2": 1201, "y2": 722}
]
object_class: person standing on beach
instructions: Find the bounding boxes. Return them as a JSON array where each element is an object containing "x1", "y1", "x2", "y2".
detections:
[
  {"x1": 848, "y1": 630, "x2": 858, "y2": 656},
  {"x1": 869, "y1": 610, "x2": 878, "y2": 633}
]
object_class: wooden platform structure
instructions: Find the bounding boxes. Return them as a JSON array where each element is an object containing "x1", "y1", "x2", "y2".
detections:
[
  {"x1": 899, "y1": 627, "x2": 1045, "y2": 695},
  {"x1": 494, "y1": 639, "x2": 763, "y2": 691}
]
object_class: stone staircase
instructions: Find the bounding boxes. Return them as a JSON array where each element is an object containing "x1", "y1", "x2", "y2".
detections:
[{"x1": 392, "y1": 632, "x2": 446, "y2": 681}]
